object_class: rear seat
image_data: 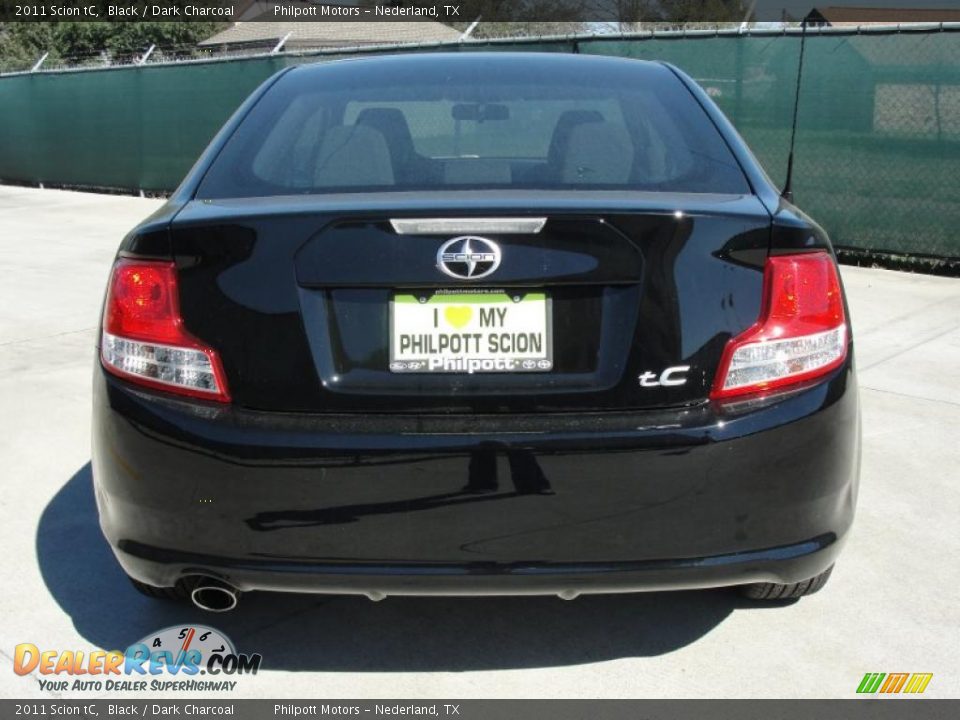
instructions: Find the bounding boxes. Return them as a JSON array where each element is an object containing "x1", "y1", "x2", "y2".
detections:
[{"x1": 355, "y1": 108, "x2": 440, "y2": 184}]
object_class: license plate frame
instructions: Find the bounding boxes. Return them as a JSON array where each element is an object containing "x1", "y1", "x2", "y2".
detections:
[{"x1": 389, "y1": 289, "x2": 553, "y2": 374}]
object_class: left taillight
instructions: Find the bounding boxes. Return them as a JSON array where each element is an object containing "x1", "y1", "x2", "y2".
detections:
[
  {"x1": 711, "y1": 251, "x2": 848, "y2": 401},
  {"x1": 100, "y1": 258, "x2": 230, "y2": 402}
]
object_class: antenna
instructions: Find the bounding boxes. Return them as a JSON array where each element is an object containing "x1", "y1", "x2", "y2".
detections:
[{"x1": 782, "y1": 20, "x2": 808, "y2": 203}]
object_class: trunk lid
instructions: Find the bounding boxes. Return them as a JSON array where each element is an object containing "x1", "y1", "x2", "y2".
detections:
[{"x1": 170, "y1": 191, "x2": 769, "y2": 413}]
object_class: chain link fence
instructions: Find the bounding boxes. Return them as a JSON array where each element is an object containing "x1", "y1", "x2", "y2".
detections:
[
  {"x1": 0, "y1": 45, "x2": 216, "y2": 74},
  {"x1": 1, "y1": 24, "x2": 958, "y2": 264},
  {"x1": 581, "y1": 27, "x2": 960, "y2": 264}
]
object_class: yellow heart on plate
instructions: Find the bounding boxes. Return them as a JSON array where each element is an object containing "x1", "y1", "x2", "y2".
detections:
[{"x1": 444, "y1": 306, "x2": 473, "y2": 329}]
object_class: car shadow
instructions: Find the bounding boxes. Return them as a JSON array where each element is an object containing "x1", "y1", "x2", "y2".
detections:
[{"x1": 37, "y1": 463, "x2": 782, "y2": 672}]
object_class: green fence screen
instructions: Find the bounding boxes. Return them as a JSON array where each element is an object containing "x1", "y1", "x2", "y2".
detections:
[{"x1": 1, "y1": 28, "x2": 958, "y2": 259}]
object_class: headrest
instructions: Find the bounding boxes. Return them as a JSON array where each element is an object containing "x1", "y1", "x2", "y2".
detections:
[
  {"x1": 548, "y1": 110, "x2": 604, "y2": 166},
  {"x1": 314, "y1": 125, "x2": 395, "y2": 187},
  {"x1": 355, "y1": 107, "x2": 416, "y2": 162},
  {"x1": 561, "y1": 122, "x2": 634, "y2": 184}
]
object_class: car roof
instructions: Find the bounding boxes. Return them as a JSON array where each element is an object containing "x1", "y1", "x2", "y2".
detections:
[{"x1": 288, "y1": 51, "x2": 671, "y2": 81}]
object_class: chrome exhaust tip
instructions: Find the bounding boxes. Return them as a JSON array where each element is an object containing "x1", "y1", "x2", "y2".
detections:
[{"x1": 190, "y1": 579, "x2": 239, "y2": 613}]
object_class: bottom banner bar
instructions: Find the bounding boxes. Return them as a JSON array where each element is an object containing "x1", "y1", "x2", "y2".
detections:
[{"x1": 1, "y1": 700, "x2": 956, "y2": 720}]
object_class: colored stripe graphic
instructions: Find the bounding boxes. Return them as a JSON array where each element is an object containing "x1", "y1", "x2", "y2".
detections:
[
  {"x1": 903, "y1": 674, "x2": 933, "y2": 694},
  {"x1": 857, "y1": 673, "x2": 886, "y2": 693},
  {"x1": 880, "y1": 673, "x2": 909, "y2": 693},
  {"x1": 857, "y1": 672, "x2": 933, "y2": 694}
]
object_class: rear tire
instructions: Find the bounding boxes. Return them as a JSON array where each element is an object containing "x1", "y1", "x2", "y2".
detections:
[
  {"x1": 127, "y1": 576, "x2": 189, "y2": 602},
  {"x1": 739, "y1": 565, "x2": 834, "y2": 600}
]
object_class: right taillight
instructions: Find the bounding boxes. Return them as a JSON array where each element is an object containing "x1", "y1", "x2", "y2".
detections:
[
  {"x1": 711, "y1": 251, "x2": 847, "y2": 401},
  {"x1": 100, "y1": 258, "x2": 230, "y2": 402}
]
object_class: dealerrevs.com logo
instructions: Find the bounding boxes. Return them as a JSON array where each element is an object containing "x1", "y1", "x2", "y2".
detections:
[{"x1": 14, "y1": 625, "x2": 262, "y2": 693}]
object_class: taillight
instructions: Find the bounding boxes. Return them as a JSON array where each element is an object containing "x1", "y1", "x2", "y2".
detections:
[
  {"x1": 711, "y1": 252, "x2": 847, "y2": 400},
  {"x1": 100, "y1": 258, "x2": 230, "y2": 402}
]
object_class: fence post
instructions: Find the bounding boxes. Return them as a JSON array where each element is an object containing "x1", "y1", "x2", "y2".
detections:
[
  {"x1": 459, "y1": 17, "x2": 481, "y2": 41},
  {"x1": 31, "y1": 52, "x2": 49, "y2": 72},
  {"x1": 733, "y1": 36, "x2": 744, "y2": 123},
  {"x1": 272, "y1": 32, "x2": 292, "y2": 55}
]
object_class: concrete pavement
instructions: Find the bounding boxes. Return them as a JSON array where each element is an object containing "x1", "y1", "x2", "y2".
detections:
[{"x1": 1, "y1": 186, "x2": 957, "y2": 699}]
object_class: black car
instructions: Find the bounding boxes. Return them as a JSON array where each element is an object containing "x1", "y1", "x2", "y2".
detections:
[{"x1": 93, "y1": 53, "x2": 859, "y2": 612}]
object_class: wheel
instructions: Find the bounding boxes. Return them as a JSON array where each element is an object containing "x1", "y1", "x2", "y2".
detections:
[
  {"x1": 739, "y1": 565, "x2": 834, "y2": 601},
  {"x1": 127, "y1": 575, "x2": 190, "y2": 602}
]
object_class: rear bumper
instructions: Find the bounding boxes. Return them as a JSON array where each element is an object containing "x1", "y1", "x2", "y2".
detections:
[
  {"x1": 112, "y1": 535, "x2": 843, "y2": 600},
  {"x1": 92, "y1": 362, "x2": 860, "y2": 597}
]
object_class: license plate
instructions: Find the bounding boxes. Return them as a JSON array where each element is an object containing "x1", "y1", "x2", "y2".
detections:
[{"x1": 389, "y1": 290, "x2": 553, "y2": 373}]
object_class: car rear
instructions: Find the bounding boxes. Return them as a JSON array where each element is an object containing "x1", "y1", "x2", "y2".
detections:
[{"x1": 92, "y1": 53, "x2": 859, "y2": 607}]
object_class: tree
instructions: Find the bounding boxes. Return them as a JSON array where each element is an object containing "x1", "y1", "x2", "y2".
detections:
[
  {"x1": 0, "y1": 23, "x2": 58, "y2": 72},
  {"x1": 657, "y1": 0, "x2": 747, "y2": 25},
  {"x1": 601, "y1": 0, "x2": 747, "y2": 31},
  {"x1": 0, "y1": 19, "x2": 226, "y2": 72}
]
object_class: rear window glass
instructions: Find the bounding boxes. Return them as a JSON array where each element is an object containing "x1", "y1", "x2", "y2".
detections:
[{"x1": 197, "y1": 56, "x2": 750, "y2": 198}]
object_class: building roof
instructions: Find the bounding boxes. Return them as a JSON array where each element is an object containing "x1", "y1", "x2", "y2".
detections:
[
  {"x1": 805, "y1": 6, "x2": 960, "y2": 25},
  {"x1": 200, "y1": 1, "x2": 461, "y2": 50},
  {"x1": 200, "y1": 20, "x2": 461, "y2": 49}
]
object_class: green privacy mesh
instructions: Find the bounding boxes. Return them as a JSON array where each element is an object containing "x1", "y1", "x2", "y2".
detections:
[
  {"x1": 579, "y1": 31, "x2": 960, "y2": 259},
  {"x1": 0, "y1": 56, "x2": 289, "y2": 192},
  {"x1": 0, "y1": 30, "x2": 957, "y2": 258}
]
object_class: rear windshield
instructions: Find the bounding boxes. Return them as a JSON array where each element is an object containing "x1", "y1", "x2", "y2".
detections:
[{"x1": 197, "y1": 56, "x2": 751, "y2": 198}]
